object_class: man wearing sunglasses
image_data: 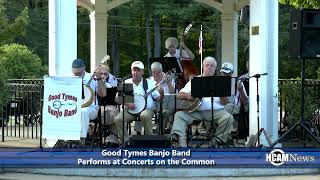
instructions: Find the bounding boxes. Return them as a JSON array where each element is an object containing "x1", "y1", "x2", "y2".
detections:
[
  {"x1": 72, "y1": 58, "x2": 106, "y2": 146},
  {"x1": 96, "y1": 63, "x2": 120, "y2": 147}
]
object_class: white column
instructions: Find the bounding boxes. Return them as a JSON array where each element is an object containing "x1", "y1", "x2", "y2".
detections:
[
  {"x1": 221, "y1": 12, "x2": 238, "y2": 76},
  {"x1": 249, "y1": 0, "x2": 279, "y2": 146},
  {"x1": 89, "y1": 10, "x2": 108, "y2": 73},
  {"x1": 48, "y1": 0, "x2": 77, "y2": 76}
]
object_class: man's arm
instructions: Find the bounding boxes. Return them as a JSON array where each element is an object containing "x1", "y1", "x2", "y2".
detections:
[
  {"x1": 97, "y1": 79, "x2": 106, "y2": 97},
  {"x1": 180, "y1": 41, "x2": 195, "y2": 60},
  {"x1": 237, "y1": 82, "x2": 248, "y2": 105}
]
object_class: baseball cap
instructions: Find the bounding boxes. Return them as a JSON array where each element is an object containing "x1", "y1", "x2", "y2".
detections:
[
  {"x1": 220, "y1": 62, "x2": 234, "y2": 74},
  {"x1": 131, "y1": 61, "x2": 144, "y2": 69}
]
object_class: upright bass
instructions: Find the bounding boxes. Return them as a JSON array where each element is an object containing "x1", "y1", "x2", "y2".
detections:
[{"x1": 177, "y1": 23, "x2": 199, "y2": 89}]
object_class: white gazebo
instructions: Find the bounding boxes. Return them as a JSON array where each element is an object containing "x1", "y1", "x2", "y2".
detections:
[{"x1": 48, "y1": 0, "x2": 279, "y2": 146}]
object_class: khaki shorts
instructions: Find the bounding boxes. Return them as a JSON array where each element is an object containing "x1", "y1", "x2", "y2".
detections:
[{"x1": 100, "y1": 105, "x2": 119, "y2": 125}]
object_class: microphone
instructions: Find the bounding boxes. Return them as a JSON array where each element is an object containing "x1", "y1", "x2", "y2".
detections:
[
  {"x1": 251, "y1": 73, "x2": 268, "y2": 78},
  {"x1": 122, "y1": 74, "x2": 132, "y2": 81}
]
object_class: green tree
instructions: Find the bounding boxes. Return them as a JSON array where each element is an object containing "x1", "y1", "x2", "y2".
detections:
[
  {"x1": 0, "y1": 43, "x2": 47, "y2": 79},
  {"x1": 0, "y1": 65, "x2": 7, "y2": 111},
  {"x1": 3, "y1": 0, "x2": 48, "y2": 66},
  {"x1": 0, "y1": 4, "x2": 29, "y2": 45},
  {"x1": 0, "y1": 2, "x2": 30, "y2": 109},
  {"x1": 280, "y1": 0, "x2": 320, "y2": 8}
]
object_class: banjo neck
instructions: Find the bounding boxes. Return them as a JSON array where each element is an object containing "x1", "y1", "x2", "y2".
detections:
[
  {"x1": 85, "y1": 73, "x2": 95, "y2": 86},
  {"x1": 144, "y1": 70, "x2": 176, "y2": 98},
  {"x1": 144, "y1": 82, "x2": 161, "y2": 98}
]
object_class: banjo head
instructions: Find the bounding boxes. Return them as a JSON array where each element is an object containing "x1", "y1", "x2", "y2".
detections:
[
  {"x1": 127, "y1": 95, "x2": 146, "y2": 115},
  {"x1": 82, "y1": 85, "x2": 94, "y2": 108}
]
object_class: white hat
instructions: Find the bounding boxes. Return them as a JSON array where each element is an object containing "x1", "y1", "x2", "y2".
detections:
[
  {"x1": 131, "y1": 61, "x2": 144, "y2": 69},
  {"x1": 220, "y1": 62, "x2": 234, "y2": 74}
]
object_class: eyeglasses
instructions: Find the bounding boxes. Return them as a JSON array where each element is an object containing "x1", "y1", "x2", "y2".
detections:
[{"x1": 100, "y1": 73, "x2": 108, "y2": 75}]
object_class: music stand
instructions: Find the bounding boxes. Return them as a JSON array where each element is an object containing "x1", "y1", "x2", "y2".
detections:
[
  {"x1": 97, "y1": 87, "x2": 118, "y2": 146},
  {"x1": 116, "y1": 82, "x2": 134, "y2": 145},
  {"x1": 99, "y1": 87, "x2": 118, "y2": 105},
  {"x1": 150, "y1": 57, "x2": 183, "y2": 73},
  {"x1": 191, "y1": 76, "x2": 232, "y2": 148}
]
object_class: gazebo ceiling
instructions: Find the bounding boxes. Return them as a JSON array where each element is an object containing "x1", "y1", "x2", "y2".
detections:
[{"x1": 77, "y1": 0, "x2": 250, "y2": 12}]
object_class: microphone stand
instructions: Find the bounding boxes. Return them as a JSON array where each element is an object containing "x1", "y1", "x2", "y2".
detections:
[
  {"x1": 248, "y1": 73, "x2": 267, "y2": 147},
  {"x1": 121, "y1": 78, "x2": 126, "y2": 146},
  {"x1": 255, "y1": 75, "x2": 261, "y2": 147}
]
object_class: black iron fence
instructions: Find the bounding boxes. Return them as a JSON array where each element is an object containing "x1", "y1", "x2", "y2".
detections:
[
  {"x1": 1, "y1": 79, "x2": 43, "y2": 142},
  {"x1": 278, "y1": 79, "x2": 320, "y2": 140},
  {"x1": 1, "y1": 79, "x2": 319, "y2": 144}
]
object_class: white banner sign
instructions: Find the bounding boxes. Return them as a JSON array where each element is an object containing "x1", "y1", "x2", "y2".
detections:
[{"x1": 43, "y1": 76, "x2": 82, "y2": 140}]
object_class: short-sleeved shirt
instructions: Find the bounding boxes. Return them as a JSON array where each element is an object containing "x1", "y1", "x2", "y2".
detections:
[
  {"x1": 180, "y1": 79, "x2": 225, "y2": 111},
  {"x1": 105, "y1": 73, "x2": 118, "y2": 88},
  {"x1": 125, "y1": 78, "x2": 160, "y2": 109}
]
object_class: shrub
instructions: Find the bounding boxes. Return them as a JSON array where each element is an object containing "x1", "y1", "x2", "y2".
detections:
[{"x1": 0, "y1": 43, "x2": 47, "y2": 79}]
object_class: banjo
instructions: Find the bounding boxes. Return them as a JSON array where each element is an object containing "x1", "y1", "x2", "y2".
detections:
[
  {"x1": 179, "y1": 98, "x2": 202, "y2": 113},
  {"x1": 82, "y1": 75, "x2": 95, "y2": 108},
  {"x1": 127, "y1": 70, "x2": 176, "y2": 115}
]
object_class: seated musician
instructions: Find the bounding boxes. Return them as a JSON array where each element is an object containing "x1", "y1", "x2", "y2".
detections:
[
  {"x1": 135, "y1": 62, "x2": 176, "y2": 134},
  {"x1": 113, "y1": 61, "x2": 162, "y2": 144},
  {"x1": 219, "y1": 62, "x2": 248, "y2": 115},
  {"x1": 71, "y1": 58, "x2": 106, "y2": 146},
  {"x1": 97, "y1": 63, "x2": 120, "y2": 146},
  {"x1": 164, "y1": 37, "x2": 195, "y2": 61},
  {"x1": 150, "y1": 62, "x2": 175, "y2": 132},
  {"x1": 170, "y1": 56, "x2": 234, "y2": 147}
]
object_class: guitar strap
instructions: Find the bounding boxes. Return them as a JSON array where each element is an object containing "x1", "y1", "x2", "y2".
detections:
[
  {"x1": 143, "y1": 78, "x2": 148, "y2": 108},
  {"x1": 143, "y1": 78, "x2": 148, "y2": 94}
]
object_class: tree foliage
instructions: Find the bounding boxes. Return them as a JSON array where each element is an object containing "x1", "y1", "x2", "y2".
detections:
[
  {"x1": 0, "y1": 4, "x2": 29, "y2": 45},
  {"x1": 0, "y1": 65, "x2": 7, "y2": 111},
  {"x1": 280, "y1": 0, "x2": 320, "y2": 8},
  {"x1": 0, "y1": 43, "x2": 46, "y2": 79}
]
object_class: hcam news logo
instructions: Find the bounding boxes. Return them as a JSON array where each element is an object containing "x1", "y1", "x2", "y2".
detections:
[{"x1": 265, "y1": 149, "x2": 315, "y2": 166}]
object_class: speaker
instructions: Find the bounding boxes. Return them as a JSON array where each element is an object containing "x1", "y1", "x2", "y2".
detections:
[
  {"x1": 289, "y1": 8, "x2": 320, "y2": 59},
  {"x1": 128, "y1": 135, "x2": 171, "y2": 148}
]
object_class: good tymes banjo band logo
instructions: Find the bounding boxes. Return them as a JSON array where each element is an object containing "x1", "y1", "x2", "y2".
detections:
[
  {"x1": 47, "y1": 93, "x2": 78, "y2": 118},
  {"x1": 265, "y1": 149, "x2": 315, "y2": 166}
]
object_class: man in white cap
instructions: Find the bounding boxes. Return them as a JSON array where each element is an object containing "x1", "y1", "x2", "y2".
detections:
[{"x1": 113, "y1": 61, "x2": 162, "y2": 145}]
